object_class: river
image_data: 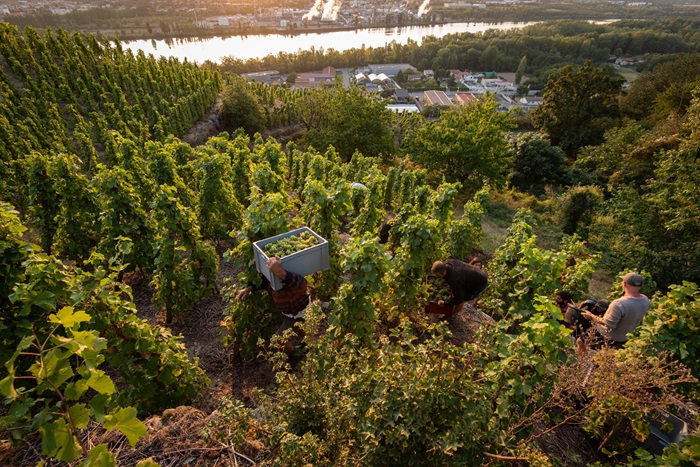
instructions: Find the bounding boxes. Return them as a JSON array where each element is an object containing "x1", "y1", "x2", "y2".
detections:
[{"x1": 122, "y1": 21, "x2": 540, "y2": 64}]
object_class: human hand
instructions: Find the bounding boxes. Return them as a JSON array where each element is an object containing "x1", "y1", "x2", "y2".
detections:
[
  {"x1": 581, "y1": 311, "x2": 594, "y2": 321},
  {"x1": 236, "y1": 286, "x2": 252, "y2": 301},
  {"x1": 266, "y1": 256, "x2": 286, "y2": 279},
  {"x1": 437, "y1": 300, "x2": 445, "y2": 306}
]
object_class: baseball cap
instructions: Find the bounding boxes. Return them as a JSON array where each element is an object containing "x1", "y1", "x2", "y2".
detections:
[
  {"x1": 622, "y1": 273, "x2": 644, "y2": 287},
  {"x1": 595, "y1": 299, "x2": 610, "y2": 311}
]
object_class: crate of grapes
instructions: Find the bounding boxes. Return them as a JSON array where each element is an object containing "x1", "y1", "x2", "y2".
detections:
[
  {"x1": 253, "y1": 227, "x2": 329, "y2": 291},
  {"x1": 424, "y1": 275, "x2": 456, "y2": 316}
]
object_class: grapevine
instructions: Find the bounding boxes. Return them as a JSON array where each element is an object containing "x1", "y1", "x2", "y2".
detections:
[{"x1": 426, "y1": 275, "x2": 452, "y2": 302}]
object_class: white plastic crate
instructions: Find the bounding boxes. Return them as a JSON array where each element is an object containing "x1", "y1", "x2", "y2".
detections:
[{"x1": 253, "y1": 226, "x2": 329, "y2": 291}]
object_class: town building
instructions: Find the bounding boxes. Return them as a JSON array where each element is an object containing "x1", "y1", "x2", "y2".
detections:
[
  {"x1": 364, "y1": 63, "x2": 416, "y2": 77},
  {"x1": 518, "y1": 96, "x2": 543, "y2": 108},
  {"x1": 386, "y1": 104, "x2": 420, "y2": 113},
  {"x1": 393, "y1": 89, "x2": 410, "y2": 104},
  {"x1": 454, "y1": 92, "x2": 479, "y2": 106},
  {"x1": 242, "y1": 70, "x2": 281, "y2": 84},
  {"x1": 423, "y1": 90, "x2": 452, "y2": 106},
  {"x1": 295, "y1": 66, "x2": 337, "y2": 88}
]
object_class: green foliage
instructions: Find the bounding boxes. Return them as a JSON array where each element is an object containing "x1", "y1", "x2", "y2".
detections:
[
  {"x1": 531, "y1": 61, "x2": 623, "y2": 156},
  {"x1": 220, "y1": 74, "x2": 266, "y2": 136},
  {"x1": 572, "y1": 121, "x2": 671, "y2": 189},
  {"x1": 558, "y1": 185, "x2": 604, "y2": 239},
  {"x1": 625, "y1": 431, "x2": 700, "y2": 466},
  {"x1": 621, "y1": 53, "x2": 700, "y2": 121},
  {"x1": 4, "y1": 20, "x2": 700, "y2": 466},
  {"x1": 299, "y1": 86, "x2": 395, "y2": 161},
  {"x1": 481, "y1": 301, "x2": 573, "y2": 414},
  {"x1": 26, "y1": 152, "x2": 59, "y2": 252},
  {"x1": 252, "y1": 135, "x2": 287, "y2": 175},
  {"x1": 445, "y1": 186, "x2": 490, "y2": 261},
  {"x1": 482, "y1": 210, "x2": 597, "y2": 322},
  {"x1": 349, "y1": 168, "x2": 386, "y2": 238},
  {"x1": 299, "y1": 179, "x2": 351, "y2": 239},
  {"x1": 93, "y1": 165, "x2": 153, "y2": 270},
  {"x1": 430, "y1": 181, "x2": 462, "y2": 226},
  {"x1": 150, "y1": 186, "x2": 219, "y2": 324},
  {"x1": 221, "y1": 289, "x2": 277, "y2": 358},
  {"x1": 643, "y1": 143, "x2": 700, "y2": 286},
  {"x1": 633, "y1": 281, "x2": 700, "y2": 398},
  {"x1": 589, "y1": 141, "x2": 700, "y2": 288},
  {"x1": 1, "y1": 210, "x2": 208, "y2": 461},
  {"x1": 250, "y1": 160, "x2": 286, "y2": 196},
  {"x1": 0, "y1": 202, "x2": 37, "y2": 366},
  {"x1": 145, "y1": 139, "x2": 196, "y2": 209},
  {"x1": 49, "y1": 153, "x2": 101, "y2": 262},
  {"x1": 385, "y1": 212, "x2": 442, "y2": 312},
  {"x1": 298, "y1": 179, "x2": 350, "y2": 299},
  {"x1": 0, "y1": 306, "x2": 146, "y2": 462},
  {"x1": 0, "y1": 24, "x2": 220, "y2": 207},
  {"x1": 332, "y1": 234, "x2": 388, "y2": 344},
  {"x1": 193, "y1": 151, "x2": 244, "y2": 242},
  {"x1": 405, "y1": 94, "x2": 515, "y2": 191},
  {"x1": 261, "y1": 322, "x2": 499, "y2": 465},
  {"x1": 7, "y1": 241, "x2": 209, "y2": 416},
  {"x1": 509, "y1": 133, "x2": 565, "y2": 195}
]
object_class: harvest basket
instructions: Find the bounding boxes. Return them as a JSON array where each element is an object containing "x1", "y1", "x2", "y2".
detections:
[
  {"x1": 423, "y1": 274, "x2": 456, "y2": 316},
  {"x1": 253, "y1": 227, "x2": 329, "y2": 291}
]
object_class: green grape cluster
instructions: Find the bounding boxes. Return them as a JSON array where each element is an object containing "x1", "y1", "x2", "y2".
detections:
[
  {"x1": 427, "y1": 276, "x2": 452, "y2": 302},
  {"x1": 264, "y1": 231, "x2": 318, "y2": 257}
]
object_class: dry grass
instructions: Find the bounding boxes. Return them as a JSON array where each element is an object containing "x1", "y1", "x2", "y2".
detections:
[{"x1": 588, "y1": 269, "x2": 615, "y2": 299}]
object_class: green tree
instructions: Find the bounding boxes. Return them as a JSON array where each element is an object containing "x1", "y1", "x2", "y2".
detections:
[
  {"x1": 559, "y1": 185, "x2": 604, "y2": 239},
  {"x1": 300, "y1": 86, "x2": 395, "y2": 161},
  {"x1": 620, "y1": 54, "x2": 700, "y2": 121},
  {"x1": 573, "y1": 121, "x2": 678, "y2": 189},
  {"x1": 405, "y1": 94, "x2": 515, "y2": 191},
  {"x1": 220, "y1": 75, "x2": 265, "y2": 136},
  {"x1": 508, "y1": 133, "x2": 565, "y2": 195},
  {"x1": 531, "y1": 62, "x2": 623, "y2": 157},
  {"x1": 589, "y1": 142, "x2": 700, "y2": 289}
]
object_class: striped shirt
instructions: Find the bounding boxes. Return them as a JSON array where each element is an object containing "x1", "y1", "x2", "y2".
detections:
[{"x1": 271, "y1": 271, "x2": 309, "y2": 318}]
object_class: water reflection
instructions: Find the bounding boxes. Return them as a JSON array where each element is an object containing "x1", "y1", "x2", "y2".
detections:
[{"x1": 122, "y1": 21, "x2": 539, "y2": 63}]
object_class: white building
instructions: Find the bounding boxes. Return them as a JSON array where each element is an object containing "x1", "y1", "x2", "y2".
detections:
[{"x1": 386, "y1": 104, "x2": 421, "y2": 113}]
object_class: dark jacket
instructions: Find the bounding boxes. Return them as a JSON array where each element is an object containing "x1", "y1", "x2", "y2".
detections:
[
  {"x1": 443, "y1": 259, "x2": 488, "y2": 305},
  {"x1": 564, "y1": 306, "x2": 592, "y2": 338}
]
